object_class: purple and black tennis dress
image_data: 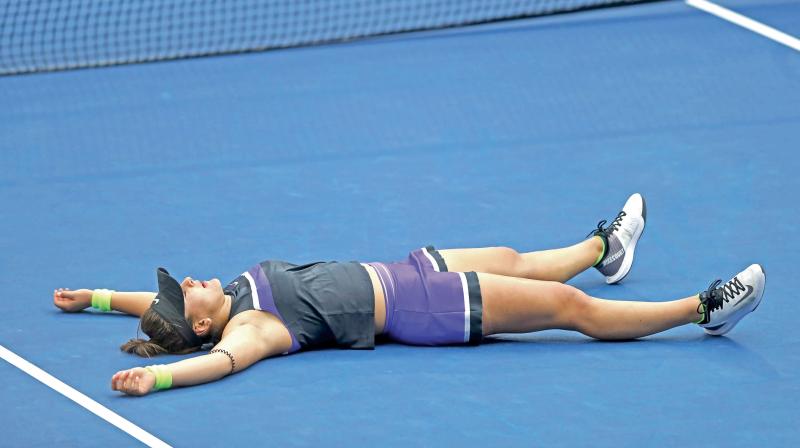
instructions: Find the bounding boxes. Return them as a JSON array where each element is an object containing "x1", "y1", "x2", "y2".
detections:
[{"x1": 224, "y1": 246, "x2": 483, "y2": 352}]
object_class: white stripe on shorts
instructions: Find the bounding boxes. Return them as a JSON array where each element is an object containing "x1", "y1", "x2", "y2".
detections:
[
  {"x1": 375, "y1": 263, "x2": 396, "y2": 300},
  {"x1": 458, "y1": 272, "x2": 470, "y2": 343},
  {"x1": 421, "y1": 247, "x2": 440, "y2": 272}
]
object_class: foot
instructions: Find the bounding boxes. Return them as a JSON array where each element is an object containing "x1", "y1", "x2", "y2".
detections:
[
  {"x1": 589, "y1": 193, "x2": 646, "y2": 284},
  {"x1": 698, "y1": 264, "x2": 766, "y2": 336}
]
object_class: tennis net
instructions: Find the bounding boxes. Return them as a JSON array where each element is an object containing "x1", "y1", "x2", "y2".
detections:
[{"x1": 1, "y1": 0, "x2": 659, "y2": 75}]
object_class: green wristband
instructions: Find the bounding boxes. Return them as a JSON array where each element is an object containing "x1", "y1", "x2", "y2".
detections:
[
  {"x1": 91, "y1": 289, "x2": 114, "y2": 312},
  {"x1": 145, "y1": 365, "x2": 173, "y2": 391}
]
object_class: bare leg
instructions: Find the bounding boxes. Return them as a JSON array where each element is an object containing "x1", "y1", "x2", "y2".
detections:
[
  {"x1": 478, "y1": 273, "x2": 702, "y2": 339},
  {"x1": 439, "y1": 237, "x2": 603, "y2": 283}
]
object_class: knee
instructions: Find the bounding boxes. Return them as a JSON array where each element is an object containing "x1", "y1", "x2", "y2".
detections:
[
  {"x1": 494, "y1": 246, "x2": 523, "y2": 270},
  {"x1": 560, "y1": 286, "x2": 593, "y2": 331},
  {"x1": 495, "y1": 246, "x2": 520, "y2": 258}
]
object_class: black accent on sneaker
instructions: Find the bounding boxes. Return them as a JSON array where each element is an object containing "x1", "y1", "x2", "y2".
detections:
[
  {"x1": 753, "y1": 266, "x2": 765, "y2": 312},
  {"x1": 698, "y1": 276, "x2": 745, "y2": 325},
  {"x1": 698, "y1": 279, "x2": 724, "y2": 325},
  {"x1": 721, "y1": 277, "x2": 747, "y2": 301},
  {"x1": 640, "y1": 196, "x2": 647, "y2": 221},
  {"x1": 594, "y1": 212, "x2": 626, "y2": 235},
  {"x1": 699, "y1": 280, "x2": 718, "y2": 324},
  {"x1": 587, "y1": 214, "x2": 625, "y2": 265}
]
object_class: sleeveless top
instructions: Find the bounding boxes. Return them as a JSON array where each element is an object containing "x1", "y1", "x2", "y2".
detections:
[{"x1": 223, "y1": 260, "x2": 375, "y2": 353}]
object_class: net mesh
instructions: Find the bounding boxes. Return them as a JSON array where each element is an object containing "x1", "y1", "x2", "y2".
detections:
[{"x1": 1, "y1": 0, "x2": 656, "y2": 76}]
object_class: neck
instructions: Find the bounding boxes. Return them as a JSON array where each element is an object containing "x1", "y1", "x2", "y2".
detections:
[{"x1": 209, "y1": 294, "x2": 232, "y2": 343}]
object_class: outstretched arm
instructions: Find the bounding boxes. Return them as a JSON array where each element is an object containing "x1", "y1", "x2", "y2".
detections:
[
  {"x1": 53, "y1": 288, "x2": 156, "y2": 317},
  {"x1": 111, "y1": 319, "x2": 293, "y2": 396}
]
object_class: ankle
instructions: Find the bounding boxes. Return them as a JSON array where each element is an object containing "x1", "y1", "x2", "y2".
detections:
[
  {"x1": 692, "y1": 295, "x2": 706, "y2": 324},
  {"x1": 589, "y1": 235, "x2": 606, "y2": 266}
]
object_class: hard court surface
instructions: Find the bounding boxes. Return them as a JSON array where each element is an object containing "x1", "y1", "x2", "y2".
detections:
[{"x1": 0, "y1": 0, "x2": 798, "y2": 446}]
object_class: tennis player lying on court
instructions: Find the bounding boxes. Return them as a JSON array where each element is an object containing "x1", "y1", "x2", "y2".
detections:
[{"x1": 53, "y1": 193, "x2": 766, "y2": 396}]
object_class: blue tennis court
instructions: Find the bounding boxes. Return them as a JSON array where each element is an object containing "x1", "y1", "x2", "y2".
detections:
[{"x1": 1, "y1": 0, "x2": 798, "y2": 446}]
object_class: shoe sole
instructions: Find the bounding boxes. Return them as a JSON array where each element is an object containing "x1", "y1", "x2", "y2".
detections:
[
  {"x1": 704, "y1": 265, "x2": 766, "y2": 336},
  {"x1": 606, "y1": 195, "x2": 646, "y2": 284}
]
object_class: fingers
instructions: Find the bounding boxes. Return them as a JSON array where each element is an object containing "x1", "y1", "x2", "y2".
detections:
[
  {"x1": 112, "y1": 369, "x2": 130, "y2": 391},
  {"x1": 111, "y1": 369, "x2": 151, "y2": 396},
  {"x1": 124, "y1": 370, "x2": 139, "y2": 391},
  {"x1": 53, "y1": 288, "x2": 92, "y2": 312},
  {"x1": 53, "y1": 288, "x2": 73, "y2": 303},
  {"x1": 113, "y1": 370, "x2": 131, "y2": 391},
  {"x1": 112, "y1": 371, "x2": 122, "y2": 390},
  {"x1": 53, "y1": 289, "x2": 71, "y2": 310},
  {"x1": 113, "y1": 370, "x2": 135, "y2": 394},
  {"x1": 122, "y1": 370, "x2": 132, "y2": 390},
  {"x1": 56, "y1": 288, "x2": 75, "y2": 299}
]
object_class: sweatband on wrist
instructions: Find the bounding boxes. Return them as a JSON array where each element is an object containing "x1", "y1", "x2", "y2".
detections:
[
  {"x1": 91, "y1": 289, "x2": 114, "y2": 312},
  {"x1": 145, "y1": 365, "x2": 173, "y2": 390}
]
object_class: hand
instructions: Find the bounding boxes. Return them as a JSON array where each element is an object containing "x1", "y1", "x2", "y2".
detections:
[
  {"x1": 111, "y1": 367, "x2": 156, "y2": 396},
  {"x1": 53, "y1": 288, "x2": 93, "y2": 312}
]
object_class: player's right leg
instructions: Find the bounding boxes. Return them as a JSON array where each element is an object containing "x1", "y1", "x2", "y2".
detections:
[
  {"x1": 438, "y1": 193, "x2": 647, "y2": 284},
  {"x1": 437, "y1": 240, "x2": 601, "y2": 284}
]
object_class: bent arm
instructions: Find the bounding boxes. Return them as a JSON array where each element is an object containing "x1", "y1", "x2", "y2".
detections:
[{"x1": 112, "y1": 320, "x2": 293, "y2": 395}]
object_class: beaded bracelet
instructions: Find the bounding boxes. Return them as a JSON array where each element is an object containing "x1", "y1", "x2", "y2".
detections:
[
  {"x1": 210, "y1": 348, "x2": 236, "y2": 375},
  {"x1": 91, "y1": 289, "x2": 114, "y2": 312}
]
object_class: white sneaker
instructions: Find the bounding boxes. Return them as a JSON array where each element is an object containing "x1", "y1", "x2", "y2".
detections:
[
  {"x1": 698, "y1": 264, "x2": 766, "y2": 336},
  {"x1": 589, "y1": 193, "x2": 646, "y2": 284}
]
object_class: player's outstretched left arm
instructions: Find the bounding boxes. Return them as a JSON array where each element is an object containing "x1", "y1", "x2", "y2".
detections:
[
  {"x1": 111, "y1": 320, "x2": 292, "y2": 396},
  {"x1": 53, "y1": 288, "x2": 156, "y2": 316}
]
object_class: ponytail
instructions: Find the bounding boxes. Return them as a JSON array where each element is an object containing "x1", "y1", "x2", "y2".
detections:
[
  {"x1": 121, "y1": 338, "x2": 167, "y2": 357},
  {"x1": 120, "y1": 308, "x2": 201, "y2": 357}
]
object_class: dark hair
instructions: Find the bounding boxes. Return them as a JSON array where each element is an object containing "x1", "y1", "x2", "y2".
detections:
[{"x1": 120, "y1": 308, "x2": 202, "y2": 357}]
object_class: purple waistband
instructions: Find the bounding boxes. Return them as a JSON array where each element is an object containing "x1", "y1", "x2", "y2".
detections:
[{"x1": 367, "y1": 262, "x2": 396, "y2": 334}]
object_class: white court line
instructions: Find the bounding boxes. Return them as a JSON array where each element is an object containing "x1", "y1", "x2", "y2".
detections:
[
  {"x1": 0, "y1": 344, "x2": 171, "y2": 448},
  {"x1": 686, "y1": 0, "x2": 800, "y2": 52}
]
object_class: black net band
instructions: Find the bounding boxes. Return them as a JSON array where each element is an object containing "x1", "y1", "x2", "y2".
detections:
[{"x1": 1, "y1": 0, "x2": 659, "y2": 76}]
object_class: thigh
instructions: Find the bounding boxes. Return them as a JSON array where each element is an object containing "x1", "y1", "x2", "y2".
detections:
[
  {"x1": 438, "y1": 247, "x2": 520, "y2": 275},
  {"x1": 478, "y1": 272, "x2": 581, "y2": 336}
]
